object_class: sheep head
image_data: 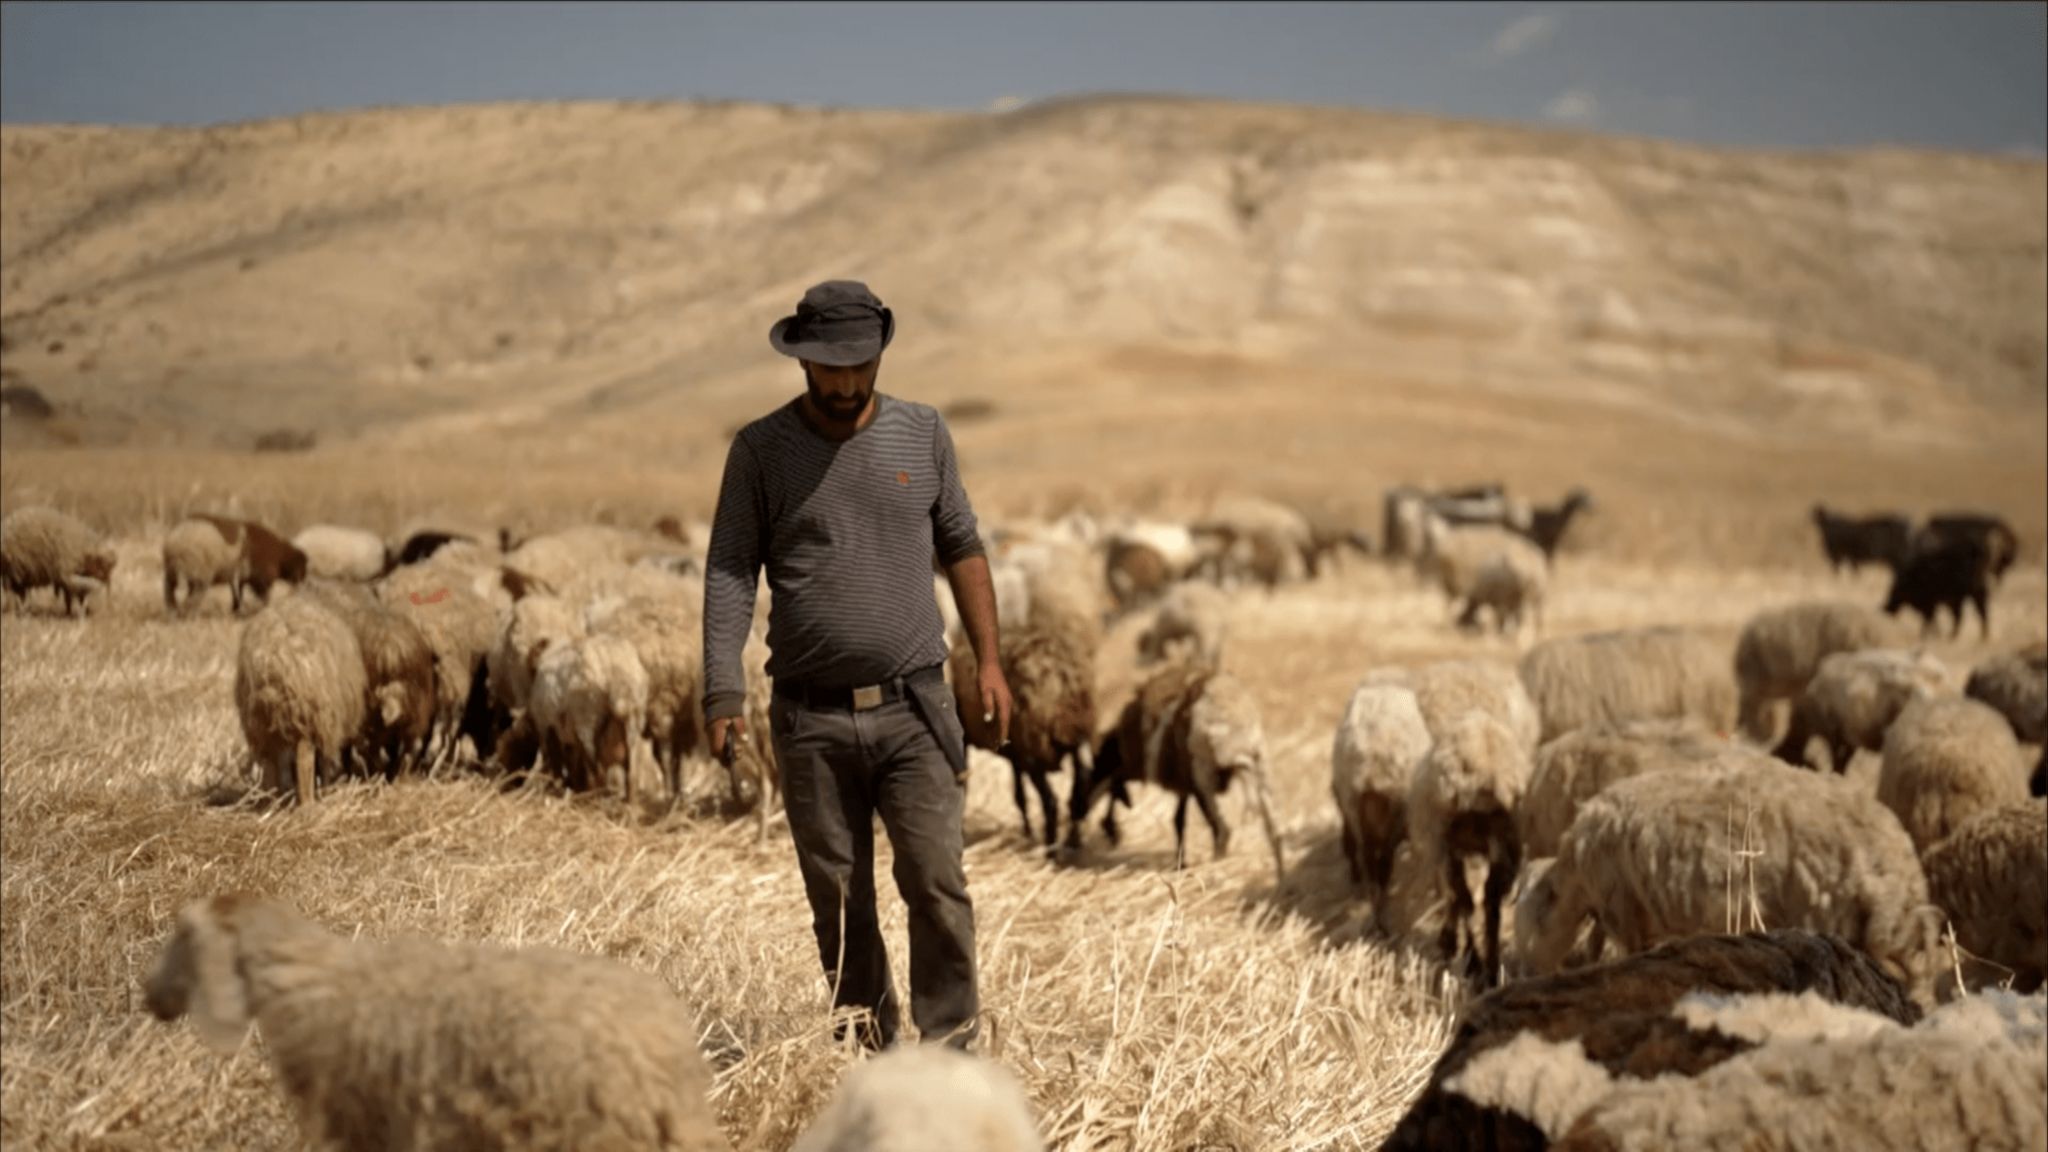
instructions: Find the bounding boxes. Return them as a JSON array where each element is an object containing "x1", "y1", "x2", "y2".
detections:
[{"x1": 145, "y1": 894, "x2": 268, "y2": 1054}]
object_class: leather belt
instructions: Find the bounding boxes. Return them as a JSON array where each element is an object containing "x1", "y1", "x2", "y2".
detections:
[{"x1": 774, "y1": 664, "x2": 945, "y2": 712}]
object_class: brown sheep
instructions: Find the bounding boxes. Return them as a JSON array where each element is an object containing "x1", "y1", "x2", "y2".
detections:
[{"x1": 950, "y1": 614, "x2": 1096, "y2": 851}]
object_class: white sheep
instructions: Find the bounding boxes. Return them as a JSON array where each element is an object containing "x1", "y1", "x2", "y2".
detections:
[
  {"x1": 1773, "y1": 647, "x2": 1951, "y2": 773},
  {"x1": 1362, "y1": 659, "x2": 1542, "y2": 753},
  {"x1": 1416, "y1": 519, "x2": 1545, "y2": 626},
  {"x1": 1457, "y1": 547, "x2": 1548, "y2": 639},
  {"x1": 1965, "y1": 639, "x2": 2048, "y2": 745},
  {"x1": 1545, "y1": 989, "x2": 2048, "y2": 1151},
  {"x1": 1921, "y1": 798, "x2": 2047, "y2": 994},
  {"x1": 584, "y1": 584, "x2": 749, "y2": 812},
  {"x1": 1518, "y1": 717, "x2": 1739, "y2": 859},
  {"x1": 1733, "y1": 600, "x2": 1896, "y2": 743},
  {"x1": 1408, "y1": 713, "x2": 1534, "y2": 987},
  {"x1": 1136, "y1": 579, "x2": 1229, "y2": 667},
  {"x1": 143, "y1": 894, "x2": 731, "y2": 1152},
  {"x1": 293, "y1": 524, "x2": 392, "y2": 582},
  {"x1": 0, "y1": 504, "x2": 116, "y2": 615},
  {"x1": 162, "y1": 515, "x2": 241, "y2": 615},
  {"x1": 1518, "y1": 756, "x2": 1947, "y2": 1006},
  {"x1": 1877, "y1": 695, "x2": 2030, "y2": 852},
  {"x1": 1330, "y1": 682, "x2": 1434, "y2": 928},
  {"x1": 1519, "y1": 627, "x2": 1738, "y2": 744},
  {"x1": 234, "y1": 594, "x2": 368, "y2": 805},
  {"x1": 791, "y1": 1045, "x2": 1045, "y2": 1152},
  {"x1": 531, "y1": 633, "x2": 650, "y2": 802},
  {"x1": 486, "y1": 593, "x2": 588, "y2": 772}
]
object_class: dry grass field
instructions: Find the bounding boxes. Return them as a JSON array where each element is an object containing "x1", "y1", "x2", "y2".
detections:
[{"x1": 2, "y1": 96, "x2": 2045, "y2": 1150}]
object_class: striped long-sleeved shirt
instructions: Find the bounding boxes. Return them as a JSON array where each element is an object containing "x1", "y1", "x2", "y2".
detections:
[{"x1": 701, "y1": 393, "x2": 985, "y2": 721}]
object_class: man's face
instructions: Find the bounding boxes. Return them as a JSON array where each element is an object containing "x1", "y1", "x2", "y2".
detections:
[{"x1": 803, "y1": 357, "x2": 881, "y2": 425}]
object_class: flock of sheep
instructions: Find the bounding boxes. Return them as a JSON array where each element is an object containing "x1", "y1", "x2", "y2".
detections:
[{"x1": 2, "y1": 481, "x2": 2045, "y2": 1150}]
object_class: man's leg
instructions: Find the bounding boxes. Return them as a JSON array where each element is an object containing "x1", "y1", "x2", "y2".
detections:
[
  {"x1": 869, "y1": 700, "x2": 980, "y2": 1048},
  {"x1": 772, "y1": 696, "x2": 900, "y2": 1048}
]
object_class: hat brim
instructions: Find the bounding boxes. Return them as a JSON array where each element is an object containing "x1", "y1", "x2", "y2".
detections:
[{"x1": 769, "y1": 313, "x2": 894, "y2": 367}]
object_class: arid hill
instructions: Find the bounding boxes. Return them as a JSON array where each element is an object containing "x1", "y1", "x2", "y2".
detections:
[{"x1": 1, "y1": 96, "x2": 2043, "y2": 562}]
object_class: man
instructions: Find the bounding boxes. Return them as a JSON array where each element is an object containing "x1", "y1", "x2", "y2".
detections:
[{"x1": 701, "y1": 279, "x2": 1013, "y2": 1051}]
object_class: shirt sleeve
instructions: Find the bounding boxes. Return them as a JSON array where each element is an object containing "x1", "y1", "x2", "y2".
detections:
[
  {"x1": 930, "y1": 412, "x2": 985, "y2": 568},
  {"x1": 701, "y1": 433, "x2": 764, "y2": 721}
]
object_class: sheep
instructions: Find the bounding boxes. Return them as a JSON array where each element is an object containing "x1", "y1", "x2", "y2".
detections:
[
  {"x1": 1302, "y1": 518, "x2": 1373, "y2": 578},
  {"x1": 187, "y1": 513, "x2": 308, "y2": 614},
  {"x1": 1519, "y1": 718, "x2": 1740, "y2": 859},
  {"x1": 1810, "y1": 504, "x2": 1913, "y2": 575},
  {"x1": 1877, "y1": 696, "x2": 2030, "y2": 852},
  {"x1": 1361, "y1": 659, "x2": 1543, "y2": 754},
  {"x1": 1884, "y1": 532, "x2": 1996, "y2": 641},
  {"x1": 486, "y1": 593, "x2": 588, "y2": 773},
  {"x1": 790, "y1": 1044, "x2": 1044, "y2": 1152},
  {"x1": 293, "y1": 524, "x2": 393, "y2": 583},
  {"x1": 1458, "y1": 547, "x2": 1548, "y2": 639},
  {"x1": 142, "y1": 893, "x2": 731, "y2": 1152},
  {"x1": 1069, "y1": 661, "x2": 1284, "y2": 881},
  {"x1": 1517, "y1": 757, "x2": 1948, "y2": 1006},
  {"x1": 1916, "y1": 510, "x2": 2021, "y2": 583},
  {"x1": 1519, "y1": 488, "x2": 1593, "y2": 565},
  {"x1": 1519, "y1": 627, "x2": 1738, "y2": 744},
  {"x1": 530, "y1": 633, "x2": 649, "y2": 801},
  {"x1": 300, "y1": 580, "x2": 440, "y2": 782},
  {"x1": 1547, "y1": 989, "x2": 2048, "y2": 1151},
  {"x1": 1381, "y1": 929, "x2": 1922, "y2": 1152},
  {"x1": 1965, "y1": 640, "x2": 2048, "y2": 745},
  {"x1": 1732, "y1": 600, "x2": 1895, "y2": 743},
  {"x1": 1921, "y1": 799, "x2": 2047, "y2": 994},
  {"x1": 584, "y1": 586, "x2": 746, "y2": 811},
  {"x1": 1408, "y1": 713, "x2": 1534, "y2": 988},
  {"x1": 1135, "y1": 580, "x2": 1228, "y2": 666},
  {"x1": 234, "y1": 593, "x2": 367, "y2": 805},
  {"x1": 1416, "y1": 519, "x2": 1546, "y2": 622},
  {"x1": 1330, "y1": 684, "x2": 1435, "y2": 929},
  {"x1": 395, "y1": 529, "x2": 478, "y2": 567},
  {"x1": 1103, "y1": 536, "x2": 1174, "y2": 616},
  {"x1": 505, "y1": 524, "x2": 674, "y2": 601},
  {"x1": 0, "y1": 504, "x2": 115, "y2": 616},
  {"x1": 379, "y1": 575, "x2": 504, "y2": 769},
  {"x1": 1772, "y1": 648, "x2": 1951, "y2": 773},
  {"x1": 951, "y1": 615, "x2": 1095, "y2": 851},
  {"x1": 162, "y1": 515, "x2": 242, "y2": 615},
  {"x1": 1381, "y1": 486, "x2": 1432, "y2": 561}
]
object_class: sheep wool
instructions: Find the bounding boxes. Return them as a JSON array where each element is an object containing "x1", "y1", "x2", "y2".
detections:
[
  {"x1": 1408, "y1": 712, "x2": 1533, "y2": 986},
  {"x1": 234, "y1": 594, "x2": 368, "y2": 804},
  {"x1": 1965, "y1": 640, "x2": 2048, "y2": 745},
  {"x1": 1, "y1": 504, "x2": 116, "y2": 614},
  {"x1": 1522, "y1": 757, "x2": 1946, "y2": 1007},
  {"x1": 531, "y1": 634, "x2": 649, "y2": 800},
  {"x1": 162, "y1": 516, "x2": 241, "y2": 613},
  {"x1": 294, "y1": 524, "x2": 390, "y2": 582},
  {"x1": 1362, "y1": 659, "x2": 1541, "y2": 753},
  {"x1": 791, "y1": 1045, "x2": 1045, "y2": 1152},
  {"x1": 1330, "y1": 683, "x2": 1434, "y2": 919},
  {"x1": 1552, "y1": 990, "x2": 2048, "y2": 1152},
  {"x1": 1519, "y1": 627, "x2": 1738, "y2": 744},
  {"x1": 144, "y1": 894, "x2": 731, "y2": 1152},
  {"x1": 1775, "y1": 648, "x2": 1950, "y2": 773},
  {"x1": 1921, "y1": 798, "x2": 2048, "y2": 994},
  {"x1": 1519, "y1": 718, "x2": 1737, "y2": 859},
  {"x1": 1877, "y1": 695, "x2": 2029, "y2": 852},
  {"x1": 1733, "y1": 600, "x2": 1896, "y2": 742}
]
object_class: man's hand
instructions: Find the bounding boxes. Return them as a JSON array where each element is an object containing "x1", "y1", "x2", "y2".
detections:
[
  {"x1": 708, "y1": 715, "x2": 749, "y2": 765},
  {"x1": 978, "y1": 659, "x2": 1013, "y2": 747}
]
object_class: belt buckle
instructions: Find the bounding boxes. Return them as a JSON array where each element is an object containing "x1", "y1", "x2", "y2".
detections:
[{"x1": 851, "y1": 684, "x2": 885, "y2": 711}]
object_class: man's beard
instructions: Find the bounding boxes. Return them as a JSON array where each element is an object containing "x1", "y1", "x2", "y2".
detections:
[{"x1": 806, "y1": 371, "x2": 874, "y2": 424}]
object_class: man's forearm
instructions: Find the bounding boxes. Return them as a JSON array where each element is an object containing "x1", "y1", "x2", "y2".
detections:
[{"x1": 945, "y1": 553, "x2": 1002, "y2": 667}]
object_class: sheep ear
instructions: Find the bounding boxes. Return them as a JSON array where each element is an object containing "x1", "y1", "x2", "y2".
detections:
[{"x1": 185, "y1": 904, "x2": 255, "y2": 1054}]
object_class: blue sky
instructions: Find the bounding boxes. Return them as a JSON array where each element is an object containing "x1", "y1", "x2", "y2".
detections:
[{"x1": 2, "y1": 1, "x2": 2043, "y2": 153}]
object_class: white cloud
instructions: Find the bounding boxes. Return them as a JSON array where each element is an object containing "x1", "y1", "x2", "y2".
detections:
[
  {"x1": 1543, "y1": 87, "x2": 1600, "y2": 123},
  {"x1": 1486, "y1": 10, "x2": 1562, "y2": 63}
]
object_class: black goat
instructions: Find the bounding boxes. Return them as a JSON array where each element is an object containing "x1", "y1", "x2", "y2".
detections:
[
  {"x1": 1884, "y1": 533, "x2": 1995, "y2": 640},
  {"x1": 1811, "y1": 504, "x2": 1912, "y2": 575}
]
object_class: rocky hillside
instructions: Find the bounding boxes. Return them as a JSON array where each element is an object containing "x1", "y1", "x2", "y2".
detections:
[{"x1": 1, "y1": 95, "x2": 2043, "y2": 452}]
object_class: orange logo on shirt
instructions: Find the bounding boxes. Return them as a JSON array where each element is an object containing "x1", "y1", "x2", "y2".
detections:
[{"x1": 897, "y1": 471, "x2": 910, "y2": 485}]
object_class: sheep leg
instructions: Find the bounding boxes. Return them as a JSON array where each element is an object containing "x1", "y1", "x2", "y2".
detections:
[
  {"x1": 293, "y1": 740, "x2": 317, "y2": 807},
  {"x1": 1192, "y1": 784, "x2": 1231, "y2": 862},
  {"x1": 1172, "y1": 793, "x2": 1191, "y2": 870},
  {"x1": 1971, "y1": 589, "x2": 1990, "y2": 641},
  {"x1": 1340, "y1": 815, "x2": 1363, "y2": 886},
  {"x1": 1029, "y1": 765, "x2": 1061, "y2": 850},
  {"x1": 1480, "y1": 849, "x2": 1515, "y2": 991},
  {"x1": 162, "y1": 571, "x2": 178, "y2": 613},
  {"x1": 1009, "y1": 760, "x2": 1033, "y2": 841}
]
